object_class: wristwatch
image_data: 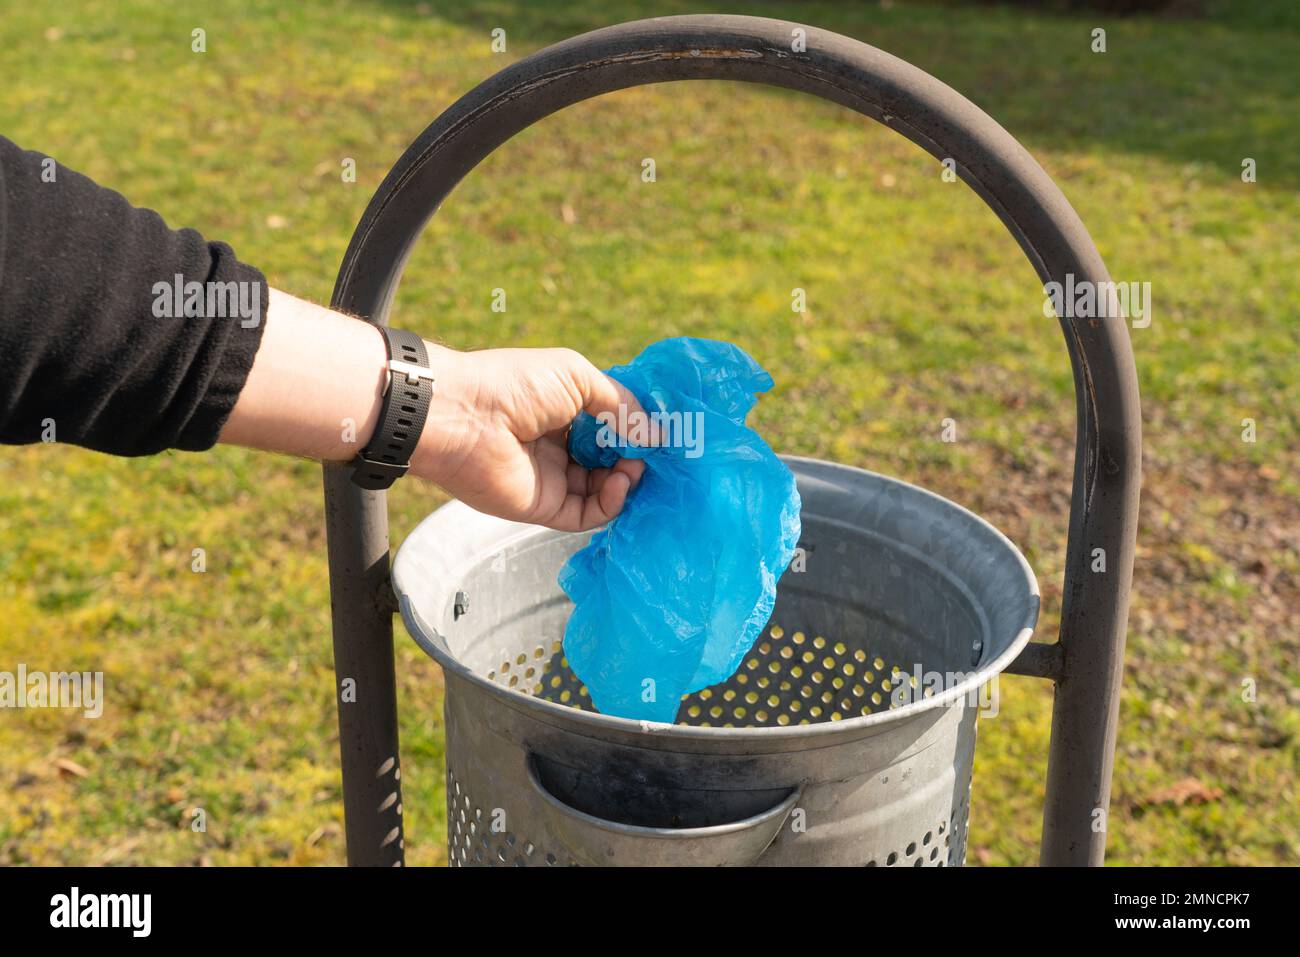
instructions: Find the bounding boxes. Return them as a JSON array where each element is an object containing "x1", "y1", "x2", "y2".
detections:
[{"x1": 350, "y1": 326, "x2": 435, "y2": 490}]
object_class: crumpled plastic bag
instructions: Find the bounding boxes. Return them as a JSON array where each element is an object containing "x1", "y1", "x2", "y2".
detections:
[{"x1": 558, "y1": 337, "x2": 802, "y2": 723}]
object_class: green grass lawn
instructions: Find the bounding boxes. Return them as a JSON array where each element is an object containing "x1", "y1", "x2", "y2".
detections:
[{"x1": 1, "y1": 0, "x2": 1296, "y2": 865}]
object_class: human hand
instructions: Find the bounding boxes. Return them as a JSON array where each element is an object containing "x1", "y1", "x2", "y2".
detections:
[
  {"x1": 219, "y1": 291, "x2": 646, "y2": 530},
  {"x1": 410, "y1": 345, "x2": 647, "y2": 531}
]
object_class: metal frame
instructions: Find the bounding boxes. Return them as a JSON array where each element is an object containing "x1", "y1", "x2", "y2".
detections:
[{"x1": 323, "y1": 14, "x2": 1141, "y2": 867}]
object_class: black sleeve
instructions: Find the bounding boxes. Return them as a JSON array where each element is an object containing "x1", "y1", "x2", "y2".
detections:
[{"x1": 0, "y1": 134, "x2": 268, "y2": 456}]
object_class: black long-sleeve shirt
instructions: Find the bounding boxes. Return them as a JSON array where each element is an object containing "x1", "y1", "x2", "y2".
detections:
[{"x1": 0, "y1": 135, "x2": 268, "y2": 456}]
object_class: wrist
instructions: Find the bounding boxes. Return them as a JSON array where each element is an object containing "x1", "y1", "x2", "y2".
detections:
[{"x1": 405, "y1": 343, "x2": 480, "y2": 487}]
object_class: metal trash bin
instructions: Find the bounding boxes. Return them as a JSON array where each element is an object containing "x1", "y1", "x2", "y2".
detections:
[
  {"x1": 393, "y1": 457, "x2": 1039, "y2": 866},
  {"x1": 324, "y1": 14, "x2": 1140, "y2": 867}
]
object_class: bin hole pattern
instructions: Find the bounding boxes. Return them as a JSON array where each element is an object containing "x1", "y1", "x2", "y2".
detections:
[
  {"x1": 482, "y1": 623, "x2": 927, "y2": 728},
  {"x1": 445, "y1": 765, "x2": 971, "y2": 867},
  {"x1": 457, "y1": 626, "x2": 970, "y2": 866},
  {"x1": 446, "y1": 768, "x2": 577, "y2": 868},
  {"x1": 864, "y1": 789, "x2": 971, "y2": 867}
]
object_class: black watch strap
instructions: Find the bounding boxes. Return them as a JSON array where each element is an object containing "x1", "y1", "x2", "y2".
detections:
[{"x1": 350, "y1": 327, "x2": 435, "y2": 491}]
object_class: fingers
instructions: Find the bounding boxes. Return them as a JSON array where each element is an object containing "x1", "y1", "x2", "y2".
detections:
[
  {"x1": 565, "y1": 459, "x2": 590, "y2": 497},
  {"x1": 507, "y1": 351, "x2": 660, "y2": 533},
  {"x1": 612, "y1": 455, "x2": 646, "y2": 487},
  {"x1": 591, "y1": 469, "x2": 632, "y2": 524},
  {"x1": 571, "y1": 353, "x2": 660, "y2": 449},
  {"x1": 543, "y1": 458, "x2": 642, "y2": 533}
]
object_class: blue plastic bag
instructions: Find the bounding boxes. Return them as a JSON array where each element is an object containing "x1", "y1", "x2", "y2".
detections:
[{"x1": 558, "y1": 337, "x2": 802, "y2": 723}]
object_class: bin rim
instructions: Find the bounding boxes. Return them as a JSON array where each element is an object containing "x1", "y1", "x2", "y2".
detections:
[{"x1": 394, "y1": 456, "x2": 1040, "y2": 743}]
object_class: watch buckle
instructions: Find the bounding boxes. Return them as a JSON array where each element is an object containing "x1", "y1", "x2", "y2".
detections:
[{"x1": 351, "y1": 456, "x2": 410, "y2": 490}]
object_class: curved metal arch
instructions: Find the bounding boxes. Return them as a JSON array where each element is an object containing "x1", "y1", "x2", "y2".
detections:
[{"x1": 324, "y1": 14, "x2": 1141, "y2": 867}]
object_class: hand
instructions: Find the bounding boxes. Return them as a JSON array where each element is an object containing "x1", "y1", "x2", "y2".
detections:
[
  {"x1": 410, "y1": 345, "x2": 647, "y2": 531},
  {"x1": 219, "y1": 291, "x2": 645, "y2": 531}
]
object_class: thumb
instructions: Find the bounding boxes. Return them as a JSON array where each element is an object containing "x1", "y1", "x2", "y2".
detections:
[{"x1": 575, "y1": 358, "x2": 660, "y2": 449}]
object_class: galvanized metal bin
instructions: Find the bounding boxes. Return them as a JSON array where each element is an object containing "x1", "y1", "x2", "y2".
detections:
[{"x1": 393, "y1": 457, "x2": 1039, "y2": 866}]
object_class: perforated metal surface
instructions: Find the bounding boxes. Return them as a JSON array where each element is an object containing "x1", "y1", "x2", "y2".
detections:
[
  {"x1": 446, "y1": 768, "x2": 570, "y2": 867},
  {"x1": 464, "y1": 621, "x2": 969, "y2": 866},
  {"x1": 865, "y1": 789, "x2": 971, "y2": 867},
  {"x1": 445, "y1": 755, "x2": 973, "y2": 868},
  {"x1": 485, "y1": 625, "x2": 924, "y2": 728}
]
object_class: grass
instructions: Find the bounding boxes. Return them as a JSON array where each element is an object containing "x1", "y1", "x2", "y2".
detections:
[{"x1": 0, "y1": 0, "x2": 1296, "y2": 865}]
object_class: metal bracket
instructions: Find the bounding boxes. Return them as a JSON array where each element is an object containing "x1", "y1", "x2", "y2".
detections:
[{"x1": 1005, "y1": 642, "x2": 1066, "y2": 681}]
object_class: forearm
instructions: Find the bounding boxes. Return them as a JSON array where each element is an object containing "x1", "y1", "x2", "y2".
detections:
[{"x1": 218, "y1": 290, "x2": 387, "y2": 466}]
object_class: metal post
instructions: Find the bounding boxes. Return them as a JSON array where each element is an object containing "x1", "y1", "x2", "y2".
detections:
[{"x1": 321, "y1": 466, "x2": 404, "y2": 866}]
